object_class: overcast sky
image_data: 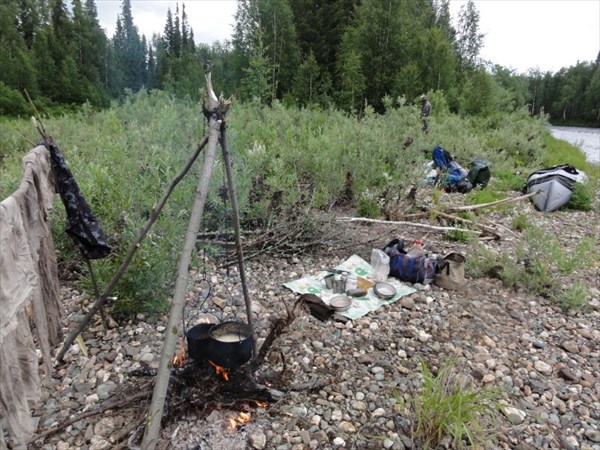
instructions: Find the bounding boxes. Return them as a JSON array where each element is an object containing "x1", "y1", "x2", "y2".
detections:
[{"x1": 95, "y1": 0, "x2": 599, "y2": 74}]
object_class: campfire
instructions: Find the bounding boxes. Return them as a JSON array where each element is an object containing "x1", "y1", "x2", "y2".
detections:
[
  {"x1": 159, "y1": 320, "x2": 282, "y2": 434},
  {"x1": 140, "y1": 299, "x2": 307, "y2": 446}
]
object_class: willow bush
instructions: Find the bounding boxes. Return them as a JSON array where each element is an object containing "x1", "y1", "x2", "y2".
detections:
[{"x1": 0, "y1": 89, "x2": 592, "y2": 317}]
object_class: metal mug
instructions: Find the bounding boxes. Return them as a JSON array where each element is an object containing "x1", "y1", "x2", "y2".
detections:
[
  {"x1": 322, "y1": 274, "x2": 335, "y2": 290},
  {"x1": 333, "y1": 276, "x2": 346, "y2": 293}
]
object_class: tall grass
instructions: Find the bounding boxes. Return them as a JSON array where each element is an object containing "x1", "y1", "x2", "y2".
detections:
[{"x1": 394, "y1": 358, "x2": 500, "y2": 449}]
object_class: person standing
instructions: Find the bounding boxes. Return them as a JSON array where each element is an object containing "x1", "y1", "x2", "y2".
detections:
[{"x1": 420, "y1": 94, "x2": 432, "y2": 133}]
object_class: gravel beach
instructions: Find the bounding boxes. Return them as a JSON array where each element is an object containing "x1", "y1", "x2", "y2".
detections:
[{"x1": 24, "y1": 188, "x2": 600, "y2": 450}]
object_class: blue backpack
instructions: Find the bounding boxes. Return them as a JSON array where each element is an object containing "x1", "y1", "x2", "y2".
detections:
[
  {"x1": 383, "y1": 239, "x2": 438, "y2": 284},
  {"x1": 432, "y1": 145, "x2": 453, "y2": 170}
]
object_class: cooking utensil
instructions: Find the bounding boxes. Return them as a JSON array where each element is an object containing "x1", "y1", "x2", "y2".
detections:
[
  {"x1": 207, "y1": 320, "x2": 254, "y2": 369},
  {"x1": 329, "y1": 295, "x2": 352, "y2": 312},
  {"x1": 373, "y1": 282, "x2": 397, "y2": 299}
]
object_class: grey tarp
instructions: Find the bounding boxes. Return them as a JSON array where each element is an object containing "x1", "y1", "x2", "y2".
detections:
[{"x1": 0, "y1": 145, "x2": 63, "y2": 448}]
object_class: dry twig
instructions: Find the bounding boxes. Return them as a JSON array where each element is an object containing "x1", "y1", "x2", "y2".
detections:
[{"x1": 29, "y1": 389, "x2": 151, "y2": 444}]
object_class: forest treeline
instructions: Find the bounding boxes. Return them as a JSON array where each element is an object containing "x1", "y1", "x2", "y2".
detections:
[{"x1": 1, "y1": 0, "x2": 598, "y2": 125}]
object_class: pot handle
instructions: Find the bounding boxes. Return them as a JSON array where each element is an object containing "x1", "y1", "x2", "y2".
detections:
[{"x1": 182, "y1": 278, "x2": 212, "y2": 337}]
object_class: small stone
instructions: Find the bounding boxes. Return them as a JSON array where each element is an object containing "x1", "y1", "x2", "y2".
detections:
[
  {"x1": 139, "y1": 353, "x2": 154, "y2": 363},
  {"x1": 584, "y1": 429, "x2": 600, "y2": 442},
  {"x1": 482, "y1": 373, "x2": 495, "y2": 383},
  {"x1": 338, "y1": 421, "x2": 356, "y2": 433},
  {"x1": 532, "y1": 340, "x2": 545, "y2": 349},
  {"x1": 534, "y1": 360, "x2": 553, "y2": 376},
  {"x1": 558, "y1": 368, "x2": 579, "y2": 382},
  {"x1": 332, "y1": 436, "x2": 346, "y2": 447},
  {"x1": 249, "y1": 430, "x2": 267, "y2": 449},
  {"x1": 563, "y1": 435, "x2": 579, "y2": 450},
  {"x1": 562, "y1": 342, "x2": 580, "y2": 353},
  {"x1": 400, "y1": 298, "x2": 415, "y2": 309},
  {"x1": 94, "y1": 417, "x2": 115, "y2": 437},
  {"x1": 351, "y1": 401, "x2": 367, "y2": 411},
  {"x1": 383, "y1": 438, "x2": 394, "y2": 449},
  {"x1": 503, "y1": 406, "x2": 526, "y2": 424},
  {"x1": 372, "y1": 408, "x2": 386, "y2": 417}
]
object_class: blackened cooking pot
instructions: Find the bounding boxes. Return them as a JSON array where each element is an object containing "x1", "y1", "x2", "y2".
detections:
[
  {"x1": 207, "y1": 321, "x2": 254, "y2": 369},
  {"x1": 186, "y1": 323, "x2": 216, "y2": 362}
]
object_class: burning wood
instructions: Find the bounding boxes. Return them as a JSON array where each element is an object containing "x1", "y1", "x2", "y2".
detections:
[
  {"x1": 172, "y1": 338, "x2": 186, "y2": 368},
  {"x1": 209, "y1": 360, "x2": 230, "y2": 381},
  {"x1": 227, "y1": 411, "x2": 251, "y2": 431}
]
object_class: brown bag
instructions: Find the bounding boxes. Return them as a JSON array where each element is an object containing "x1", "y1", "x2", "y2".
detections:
[{"x1": 434, "y1": 253, "x2": 466, "y2": 290}]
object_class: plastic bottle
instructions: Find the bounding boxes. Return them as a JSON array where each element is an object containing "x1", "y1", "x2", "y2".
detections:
[
  {"x1": 406, "y1": 240, "x2": 425, "y2": 258},
  {"x1": 346, "y1": 273, "x2": 357, "y2": 291},
  {"x1": 370, "y1": 249, "x2": 390, "y2": 282}
]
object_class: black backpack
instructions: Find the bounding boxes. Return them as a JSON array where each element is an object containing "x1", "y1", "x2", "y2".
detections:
[{"x1": 467, "y1": 162, "x2": 491, "y2": 188}]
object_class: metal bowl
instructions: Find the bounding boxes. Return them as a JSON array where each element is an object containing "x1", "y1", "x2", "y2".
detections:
[
  {"x1": 330, "y1": 295, "x2": 352, "y2": 312},
  {"x1": 374, "y1": 282, "x2": 396, "y2": 299}
]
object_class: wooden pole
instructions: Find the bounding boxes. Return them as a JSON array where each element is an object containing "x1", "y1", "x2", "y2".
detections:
[
  {"x1": 219, "y1": 126, "x2": 254, "y2": 352},
  {"x1": 84, "y1": 258, "x2": 108, "y2": 330},
  {"x1": 140, "y1": 73, "x2": 224, "y2": 450},
  {"x1": 55, "y1": 136, "x2": 209, "y2": 362}
]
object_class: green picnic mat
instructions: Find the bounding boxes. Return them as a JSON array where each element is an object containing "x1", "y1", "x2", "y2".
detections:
[{"x1": 283, "y1": 254, "x2": 416, "y2": 320}]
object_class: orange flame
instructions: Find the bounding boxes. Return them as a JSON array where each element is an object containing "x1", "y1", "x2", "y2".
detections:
[
  {"x1": 254, "y1": 400, "x2": 268, "y2": 408},
  {"x1": 173, "y1": 338, "x2": 186, "y2": 368},
  {"x1": 209, "y1": 360, "x2": 230, "y2": 381},
  {"x1": 228, "y1": 411, "x2": 251, "y2": 431}
]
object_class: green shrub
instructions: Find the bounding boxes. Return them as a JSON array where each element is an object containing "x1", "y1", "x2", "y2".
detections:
[
  {"x1": 396, "y1": 358, "x2": 500, "y2": 449},
  {"x1": 567, "y1": 182, "x2": 594, "y2": 211},
  {"x1": 552, "y1": 282, "x2": 590, "y2": 310},
  {"x1": 543, "y1": 135, "x2": 589, "y2": 169},
  {"x1": 444, "y1": 229, "x2": 473, "y2": 243},
  {"x1": 431, "y1": 187, "x2": 443, "y2": 205},
  {"x1": 465, "y1": 242, "x2": 499, "y2": 278},
  {"x1": 468, "y1": 224, "x2": 595, "y2": 308},
  {"x1": 356, "y1": 198, "x2": 381, "y2": 218},
  {"x1": 0, "y1": 81, "x2": 33, "y2": 117},
  {"x1": 492, "y1": 167, "x2": 527, "y2": 191},
  {"x1": 511, "y1": 213, "x2": 530, "y2": 231},
  {"x1": 465, "y1": 188, "x2": 505, "y2": 206},
  {"x1": 557, "y1": 235, "x2": 599, "y2": 275}
]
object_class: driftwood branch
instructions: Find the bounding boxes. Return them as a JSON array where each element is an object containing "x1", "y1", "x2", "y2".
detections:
[
  {"x1": 446, "y1": 191, "x2": 539, "y2": 212},
  {"x1": 434, "y1": 211, "x2": 500, "y2": 239},
  {"x1": 336, "y1": 216, "x2": 481, "y2": 234}
]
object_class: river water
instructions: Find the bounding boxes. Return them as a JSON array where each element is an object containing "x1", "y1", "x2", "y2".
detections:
[{"x1": 550, "y1": 126, "x2": 600, "y2": 165}]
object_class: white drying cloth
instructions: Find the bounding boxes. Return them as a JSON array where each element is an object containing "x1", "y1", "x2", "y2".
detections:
[{"x1": 0, "y1": 145, "x2": 62, "y2": 448}]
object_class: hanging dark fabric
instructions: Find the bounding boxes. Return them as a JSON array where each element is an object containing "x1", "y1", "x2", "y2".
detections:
[{"x1": 47, "y1": 142, "x2": 111, "y2": 260}]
